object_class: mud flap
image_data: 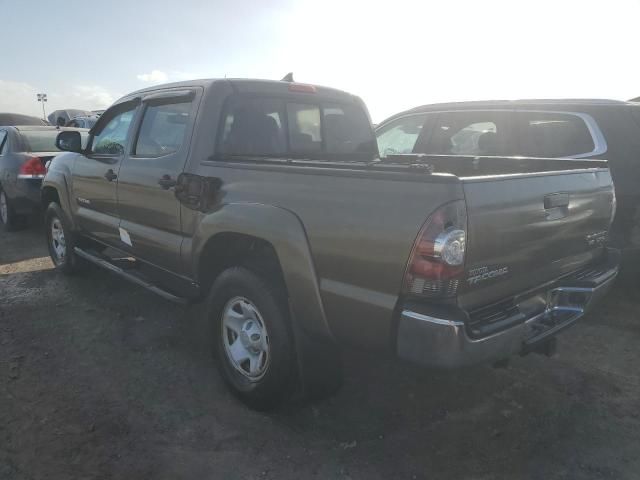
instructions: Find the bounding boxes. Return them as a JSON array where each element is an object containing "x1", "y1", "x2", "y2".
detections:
[{"x1": 289, "y1": 313, "x2": 343, "y2": 401}]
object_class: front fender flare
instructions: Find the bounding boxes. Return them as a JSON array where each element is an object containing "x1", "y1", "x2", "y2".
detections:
[{"x1": 41, "y1": 167, "x2": 76, "y2": 230}]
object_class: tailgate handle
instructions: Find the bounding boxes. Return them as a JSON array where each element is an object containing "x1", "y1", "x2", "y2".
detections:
[{"x1": 544, "y1": 193, "x2": 569, "y2": 209}]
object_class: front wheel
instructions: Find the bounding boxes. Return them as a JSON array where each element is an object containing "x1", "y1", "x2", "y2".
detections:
[
  {"x1": 207, "y1": 267, "x2": 295, "y2": 410},
  {"x1": 45, "y1": 203, "x2": 84, "y2": 275}
]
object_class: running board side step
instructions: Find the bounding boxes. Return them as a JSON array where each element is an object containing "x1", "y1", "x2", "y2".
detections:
[{"x1": 73, "y1": 247, "x2": 188, "y2": 304}]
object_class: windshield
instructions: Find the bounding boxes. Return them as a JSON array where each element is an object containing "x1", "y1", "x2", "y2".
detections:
[{"x1": 21, "y1": 130, "x2": 89, "y2": 153}]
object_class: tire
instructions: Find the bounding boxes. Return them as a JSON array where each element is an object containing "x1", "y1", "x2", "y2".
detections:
[
  {"x1": 45, "y1": 202, "x2": 84, "y2": 275},
  {"x1": 207, "y1": 267, "x2": 295, "y2": 410},
  {"x1": 0, "y1": 188, "x2": 24, "y2": 232}
]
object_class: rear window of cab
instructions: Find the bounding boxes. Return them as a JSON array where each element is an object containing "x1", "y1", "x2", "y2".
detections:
[{"x1": 217, "y1": 96, "x2": 376, "y2": 161}]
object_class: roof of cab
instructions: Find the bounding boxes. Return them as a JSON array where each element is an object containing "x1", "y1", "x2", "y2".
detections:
[{"x1": 116, "y1": 78, "x2": 358, "y2": 104}]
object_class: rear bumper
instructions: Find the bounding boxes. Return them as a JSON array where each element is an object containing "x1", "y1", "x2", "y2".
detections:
[
  {"x1": 9, "y1": 178, "x2": 42, "y2": 215},
  {"x1": 396, "y1": 248, "x2": 619, "y2": 368}
]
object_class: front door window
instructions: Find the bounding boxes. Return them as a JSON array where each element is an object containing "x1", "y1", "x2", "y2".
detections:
[{"x1": 91, "y1": 109, "x2": 136, "y2": 156}]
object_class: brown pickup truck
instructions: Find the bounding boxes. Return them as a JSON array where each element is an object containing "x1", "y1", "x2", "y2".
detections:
[{"x1": 42, "y1": 78, "x2": 618, "y2": 409}]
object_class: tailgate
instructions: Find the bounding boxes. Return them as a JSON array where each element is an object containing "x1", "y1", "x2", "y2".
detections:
[{"x1": 459, "y1": 168, "x2": 614, "y2": 310}]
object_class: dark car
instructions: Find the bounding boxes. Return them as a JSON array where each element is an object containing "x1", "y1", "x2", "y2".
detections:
[
  {"x1": 43, "y1": 80, "x2": 616, "y2": 409},
  {"x1": 0, "y1": 113, "x2": 48, "y2": 126},
  {"x1": 375, "y1": 99, "x2": 640, "y2": 260},
  {"x1": 0, "y1": 125, "x2": 86, "y2": 230}
]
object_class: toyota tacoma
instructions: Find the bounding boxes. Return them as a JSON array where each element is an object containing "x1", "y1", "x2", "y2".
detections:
[{"x1": 42, "y1": 78, "x2": 618, "y2": 409}]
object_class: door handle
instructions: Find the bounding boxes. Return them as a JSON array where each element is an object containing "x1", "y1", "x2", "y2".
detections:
[
  {"x1": 104, "y1": 169, "x2": 117, "y2": 182},
  {"x1": 158, "y1": 174, "x2": 177, "y2": 189},
  {"x1": 544, "y1": 193, "x2": 569, "y2": 209}
]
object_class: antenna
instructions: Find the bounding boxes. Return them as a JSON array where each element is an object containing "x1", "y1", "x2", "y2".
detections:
[{"x1": 281, "y1": 72, "x2": 294, "y2": 82}]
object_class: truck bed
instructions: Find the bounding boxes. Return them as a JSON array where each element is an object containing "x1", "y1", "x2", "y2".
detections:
[{"x1": 197, "y1": 155, "x2": 614, "y2": 348}]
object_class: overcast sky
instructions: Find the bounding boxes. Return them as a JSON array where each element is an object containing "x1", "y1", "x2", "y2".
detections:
[{"x1": 1, "y1": 0, "x2": 639, "y2": 122}]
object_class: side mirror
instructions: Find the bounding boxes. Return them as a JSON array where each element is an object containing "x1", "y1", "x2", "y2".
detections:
[{"x1": 56, "y1": 130, "x2": 82, "y2": 153}]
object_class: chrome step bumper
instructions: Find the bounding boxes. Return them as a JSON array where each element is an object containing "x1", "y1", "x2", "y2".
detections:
[{"x1": 396, "y1": 251, "x2": 619, "y2": 368}]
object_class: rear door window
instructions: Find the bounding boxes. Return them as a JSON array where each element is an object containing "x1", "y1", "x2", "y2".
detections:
[
  {"x1": 376, "y1": 114, "x2": 428, "y2": 158},
  {"x1": 134, "y1": 102, "x2": 191, "y2": 157},
  {"x1": 449, "y1": 121, "x2": 497, "y2": 154},
  {"x1": 514, "y1": 111, "x2": 596, "y2": 158},
  {"x1": 421, "y1": 111, "x2": 513, "y2": 156}
]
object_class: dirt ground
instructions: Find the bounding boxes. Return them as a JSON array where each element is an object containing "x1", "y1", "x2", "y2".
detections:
[{"x1": 1, "y1": 225, "x2": 639, "y2": 480}]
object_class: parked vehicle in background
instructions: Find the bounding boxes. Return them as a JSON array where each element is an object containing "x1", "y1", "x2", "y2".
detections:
[
  {"x1": 0, "y1": 113, "x2": 48, "y2": 126},
  {"x1": 376, "y1": 99, "x2": 640, "y2": 262},
  {"x1": 66, "y1": 115, "x2": 99, "y2": 129},
  {"x1": 43, "y1": 80, "x2": 617, "y2": 409},
  {"x1": 0, "y1": 125, "x2": 86, "y2": 230},
  {"x1": 47, "y1": 109, "x2": 92, "y2": 127}
]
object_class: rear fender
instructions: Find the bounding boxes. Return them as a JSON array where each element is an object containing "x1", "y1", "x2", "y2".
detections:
[
  {"x1": 192, "y1": 203, "x2": 342, "y2": 398},
  {"x1": 192, "y1": 202, "x2": 332, "y2": 340}
]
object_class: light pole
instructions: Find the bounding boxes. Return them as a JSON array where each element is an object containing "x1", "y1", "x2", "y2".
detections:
[{"x1": 37, "y1": 93, "x2": 47, "y2": 121}]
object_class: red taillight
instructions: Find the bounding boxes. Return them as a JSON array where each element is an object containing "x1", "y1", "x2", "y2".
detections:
[
  {"x1": 18, "y1": 156, "x2": 47, "y2": 178},
  {"x1": 403, "y1": 200, "x2": 467, "y2": 298},
  {"x1": 288, "y1": 83, "x2": 317, "y2": 93}
]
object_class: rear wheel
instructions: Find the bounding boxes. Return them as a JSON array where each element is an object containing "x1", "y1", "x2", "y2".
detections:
[
  {"x1": 45, "y1": 202, "x2": 84, "y2": 274},
  {"x1": 207, "y1": 267, "x2": 295, "y2": 410},
  {"x1": 0, "y1": 189, "x2": 24, "y2": 232}
]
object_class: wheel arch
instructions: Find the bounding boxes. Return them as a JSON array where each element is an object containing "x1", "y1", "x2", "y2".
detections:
[
  {"x1": 192, "y1": 203, "x2": 332, "y2": 341},
  {"x1": 41, "y1": 185, "x2": 60, "y2": 208},
  {"x1": 41, "y1": 172, "x2": 76, "y2": 229},
  {"x1": 193, "y1": 203, "x2": 343, "y2": 399},
  {"x1": 199, "y1": 232, "x2": 287, "y2": 300}
]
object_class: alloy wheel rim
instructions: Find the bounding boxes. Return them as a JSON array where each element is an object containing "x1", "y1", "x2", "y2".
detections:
[
  {"x1": 0, "y1": 192, "x2": 7, "y2": 224},
  {"x1": 50, "y1": 217, "x2": 66, "y2": 262},
  {"x1": 221, "y1": 296, "x2": 270, "y2": 381}
]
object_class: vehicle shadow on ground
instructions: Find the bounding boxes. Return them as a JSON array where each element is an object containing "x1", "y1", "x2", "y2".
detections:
[
  {"x1": 2, "y1": 227, "x2": 640, "y2": 479},
  {"x1": 0, "y1": 223, "x2": 49, "y2": 266}
]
